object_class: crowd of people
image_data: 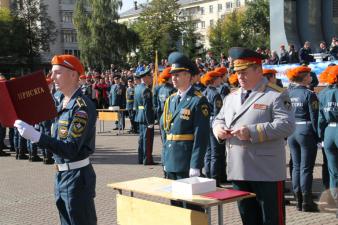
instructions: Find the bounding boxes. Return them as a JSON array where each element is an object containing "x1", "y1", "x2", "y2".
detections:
[{"x1": 0, "y1": 41, "x2": 337, "y2": 225}]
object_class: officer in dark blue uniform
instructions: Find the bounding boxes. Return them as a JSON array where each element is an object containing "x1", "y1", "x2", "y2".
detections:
[
  {"x1": 153, "y1": 82, "x2": 163, "y2": 122},
  {"x1": 214, "y1": 67, "x2": 230, "y2": 99},
  {"x1": 156, "y1": 67, "x2": 176, "y2": 121},
  {"x1": 109, "y1": 74, "x2": 126, "y2": 130},
  {"x1": 134, "y1": 68, "x2": 156, "y2": 165},
  {"x1": 318, "y1": 65, "x2": 338, "y2": 217},
  {"x1": 126, "y1": 77, "x2": 137, "y2": 133},
  {"x1": 287, "y1": 66, "x2": 319, "y2": 212},
  {"x1": 14, "y1": 55, "x2": 97, "y2": 225},
  {"x1": 161, "y1": 51, "x2": 210, "y2": 181},
  {"x1": 201, "y1": 71, "x2": 225, "y2": 186}
]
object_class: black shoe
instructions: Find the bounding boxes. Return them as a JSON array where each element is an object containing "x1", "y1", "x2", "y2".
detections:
[
  {"x1": 18, "y1": 154, "x2": 29, "y2": 160},
  {"x1": 9, "y1": 147, "x2": 15, "y2": 152},
  {"x1": 302, "y1": 193, "x2": 319, "y2": 212},
  {"x1": 113, "y1": 127, "x2": 119, "y2": 130},
  {"x1": 43, "y1": 158, "x2": 54, "y2": 165},
  {"x1": 30, "y1": 155, "x2": 43, "y2": 162},
  {"x1": 0, "y1": 150, "x2": 10, "y2": 157}
]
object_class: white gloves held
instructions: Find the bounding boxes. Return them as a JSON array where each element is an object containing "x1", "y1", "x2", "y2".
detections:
[
  {"x1": 189, "y1": 168, "x2": 200, "y2": 177},
  {"x1": 147, "y1": 124, "x2": 154, "y2": 128},
  {"x1": 14, "y1": 120, "x2": 41, "y2": 143}
]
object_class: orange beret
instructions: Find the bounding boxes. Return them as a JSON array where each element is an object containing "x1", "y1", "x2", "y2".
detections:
[
  {"x1": 286, "y1": 66, "x2": 311, "y2": 81},
  {"x1": 228, "y1": 73, "x2": 239, "y2": 86},
  {"x1": 46, "y1": 78, "x2": 53, "y2": 85},
  {"x1": 79, "y1": 75, "x2": 86, "y2": 80},
  {"x1": 51, "y1": 55, "x2": 84, "y2": 75},
  {"x1": 263, "y1": 69, "x2": 277, "y2": 75},
  {"x1": 319, "y1": 67, "x2": 331, "y2": 83},
  {"x1": 326, "y1": 66, "x2": 338, "y2": 85},
  {"x1": 214, "y1": 67, "x2": 227, "y2": 75},
  {"x1": 201, "y1": 71, "x2": 222, "y2": 86},
  {"x1": 159, "y1": 67, "x2": 172, "y2": 80}
]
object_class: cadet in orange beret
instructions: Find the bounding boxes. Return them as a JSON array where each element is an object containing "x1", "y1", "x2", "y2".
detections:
[
  {"x1": 286, "y1": 66, "x2": 319, "y2": 212},
  {"x1": 202, "y1": 71, "x2": 226, "y2": 186},
  {"x1": 214, "y1": 67, "x2": 230, "y2": 99},
  {"x1": 14, "y1": 54, "x2": 97, "y2": 225},
  {"x1": 156, "y1": 67, "x2": 176, "y2": 122},
  {"x1": 263, "y1": 69, "x2": 284, "y2": 88},
  {"x1": 318, "y1": 65, "x2": 338, "y2": 217}
]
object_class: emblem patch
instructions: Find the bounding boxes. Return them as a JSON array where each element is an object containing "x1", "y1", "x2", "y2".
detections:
[
  {"x1": 311, "y1": 101, "x2": 318, "y2": 110},
  {"x1": 58, "y1": 126, "x2": 68, "y2": 139},
  {"x1": 201, "y1": 104, "x2": 209, "y2": 117},
  {"x1": 70, "y1": 110, "x2": 88, "y2": 138},
  {"x1": 284, "y1": 100, "x2": 292, "y2": 111},
  {"x1": 216, "y1": 99, "x2": 223, "y2": 109}
]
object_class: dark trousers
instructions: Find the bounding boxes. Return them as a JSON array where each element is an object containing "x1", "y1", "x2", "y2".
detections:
[
  {"x1": 27, "y1": 140, "x2": 38, "y2": 157},
  {"x1": 0, "y1": 124, "x2": 5, "y2": 147},
  {"x1": 204, "y1": 130, "x2": 223, "y2": 184},
  {"x1": 324, "y1": 127, "x2": 338, "y2": 202},
  {"x1": 321, "y1": 147, "x2": 330, "y2": 189},
  {"x1": 232, "y1": 180, "x2": 285, "y2": 225},
  {"x1": 14, "y1": 128, "x2": 27, "y2": 153},
  {"x1": 55, "y1": 165, "x2": 97, "y2": 225},
  {"x1": 128, "y1": 109, "x2": 137, "y2": 131},
  {"x1": 288, "y1": 132, "x2": 317, "y2": 193},
  {"x1": 137, "y1": 124, "x2": 154, "y2": 164},
  {"x1": 9, "y1": 128, "x2": 14, "y2": 149},
  {"x1": 165, "y1": 171, "x2": 204, "y2": 212}
]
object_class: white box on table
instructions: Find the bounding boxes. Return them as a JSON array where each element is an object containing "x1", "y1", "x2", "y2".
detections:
[{"x1": 171, "y1": 177, "x2": 216, "y2": 195}]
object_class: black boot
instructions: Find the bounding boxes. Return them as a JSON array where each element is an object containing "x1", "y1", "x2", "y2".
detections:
[
  {"x1": 294, "y1": 191, "x2": 302, "y2": 211},
  {"x1": 30, "y1": 155, "x2": 43, "y2": 162},
  {"x1": 0, "y1": 149, "x2": 10, "y2": 157},
  {"x1": 17, "y1": 149, "x2": 29, "y2": 160},
  {"x1": 302, "y1": 193, "x2": 319, "y2": 212}
]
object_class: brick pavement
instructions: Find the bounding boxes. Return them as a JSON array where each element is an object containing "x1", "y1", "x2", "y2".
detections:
[{"x1": 0, "y1": 121, "x2": 337, "y2": 225}]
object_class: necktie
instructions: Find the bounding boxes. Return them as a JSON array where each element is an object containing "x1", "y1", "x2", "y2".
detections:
[
  {"x1": 175, "y1": 95, "x2": 181, "y2": 110},
  {"x1": 242, "y1": 90, "x2": 251, "y2": 104}
]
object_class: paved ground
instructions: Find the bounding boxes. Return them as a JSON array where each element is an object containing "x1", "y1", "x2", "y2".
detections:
[{"x1": 0, "y1": 121, "x2": 337, "y2": 225}]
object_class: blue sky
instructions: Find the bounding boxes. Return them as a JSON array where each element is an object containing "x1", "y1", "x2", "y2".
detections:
[{"x1": 120, "y1": 0, "x2": 147, "y2": 13}]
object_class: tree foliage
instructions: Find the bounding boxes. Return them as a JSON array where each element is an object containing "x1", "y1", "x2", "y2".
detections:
[
  {"x1": 74, "y1": 0, "x2": 139, "y2": 70},
  {"x1": 208, "y1": 0, "x2": 269, "y2": 56},
  {"x1": 181, "y1": 19, "x2": 204, "y2": 59},
  {"x1": 131, "y1": 0, "x2": 182, "y2": 61},
  {"x1": 12, "y1": 0, "x2": 56, "y2": 67}
]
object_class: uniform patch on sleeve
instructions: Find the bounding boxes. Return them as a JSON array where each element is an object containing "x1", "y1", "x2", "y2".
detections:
[
  {"x1": 311, "y1": 101, "x2": 318, "y2": 110},
  {"x1": 216, "y1": 99, "x2": 223, "y2": 109},
  {"x1": 201, "y1": 104, "x2": 209, "y2": 117},
  {"x1": 70, "y1": 110, "x2": 88, "y2": 138},
  {"x1": 284, "y1": 100, "x2": 292, "y2": 111}
]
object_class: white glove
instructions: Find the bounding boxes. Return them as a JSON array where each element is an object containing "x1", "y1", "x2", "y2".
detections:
[
  {"x1": 147, "y1": 124, "x2": 154, "y2": 128},
  {"x1": 14, "y1": 120, "x2": 41, "y2": 143},
  {"x1": 322, "y1": 141, "x2": 324, "y2": 148},
  {"x1": 189, "y1": 168, "x2": 200, "y2": 177}
]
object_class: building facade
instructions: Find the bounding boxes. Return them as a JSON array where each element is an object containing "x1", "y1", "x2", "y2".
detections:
[{"x1": 119, "y1": 0, "x2": 251, "y2": 48}]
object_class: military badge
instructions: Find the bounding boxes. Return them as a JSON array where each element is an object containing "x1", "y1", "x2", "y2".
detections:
[
  {"x1": 58, "y1": 126, "x2": 68, "y2": 139},
  {"x1": 70, "y1": 110, "x2": 88, "y2": 138},
  {"x1": 216, "y1": 99, "x2": 223, "y2": 109},
  {"x1": 284, "y1": 100, "x2": 292, "y2": 111},
  {"x1": 253, "y1": 103, "x2": 268, "y2": 110},
  {"x1": 180, "y1": 108, "x2": 191, "y2": 120},
  {"x1": 201, "y1": 104, "x2": 209, "y2": 117},
  {"x1": 311, "y1": 101, "x2": 318, "y2": 110}
]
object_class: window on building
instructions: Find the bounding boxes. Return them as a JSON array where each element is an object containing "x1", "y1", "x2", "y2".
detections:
[
  {"x1": 226, "y1": 2, "x2": 232, "y2": 10},
  {"x1": 74, "y1": 50, "x2": 81, "y2": 58},
  {"x1": 210, "y1": 19, "x2": 214, "y2": 27},
  {"x1": 201, "y1": 21, "x2": 205, "y2": 29},
  {"x1": 218, "y1": 4, "x2": 222, "y2": 12},
  {"x1": 64, "y1": 49, "x2": 73, "y2": 55},
  {"x1": 209, "y1": 5, "x2": 213, "y2": 13},
  {"x1": 62, "y1": 30, "x2": 77, "y2": 43},
  {"x1": 200, "y1": 7, "x2": 204, "y2": 15},
  {"x1": 236, "y1": 0, "x2": 241, "y2": 7},
  {"x1": 62, "y1": 11, "x2": 73, "y2": 23}
]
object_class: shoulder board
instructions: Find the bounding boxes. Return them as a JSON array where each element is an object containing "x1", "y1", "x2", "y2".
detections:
[
  {"x1": 76, "y1": 97, "x2": 87, "y2": 108},
  {"x1": 194, "y1": 91, "x2": 203, "y2": 97},
  {"x1": 267, "y1": 83, "x2": 284, "y2": 93},
  {"x1": 169, "y1": 92, "x2": 177, "y2": 97}
]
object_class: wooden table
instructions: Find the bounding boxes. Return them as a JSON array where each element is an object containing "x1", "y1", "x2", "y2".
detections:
[
  {"x1": 96, "y1": 109, "x2": 126, "y2": 134},
  {"x1": 108, "y1": 177, "x2": 255, "y2": 225}
]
